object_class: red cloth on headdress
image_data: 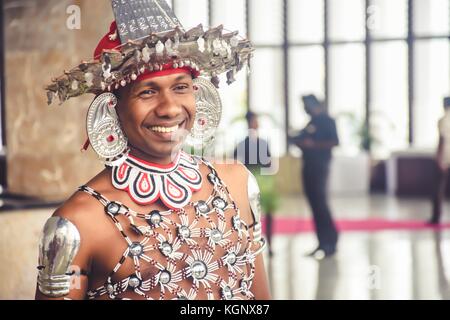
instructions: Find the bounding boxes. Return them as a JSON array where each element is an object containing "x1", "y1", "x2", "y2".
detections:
[
  {"x1": 93, "y1": 21, "x2": 199, "y2": 81},
  {"x1": 93, "y1": 21, "x2": 121, "y2": 59}
]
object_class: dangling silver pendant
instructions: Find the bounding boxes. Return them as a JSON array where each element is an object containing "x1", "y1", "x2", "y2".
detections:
[
  {"x1": 185, "y1": 77, "x2": 222, "y2": 150},
  {"x1": 86, "y1": 93, "x2": 128, "y2": 165}
]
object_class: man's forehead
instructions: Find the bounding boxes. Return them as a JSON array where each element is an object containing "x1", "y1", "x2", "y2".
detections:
[
  {"x1": 134, "y1": 73, "x2": 193, "y2": 88},
  {"x1": 131, "y1": 73, "x2": 192, "y2": 90}
]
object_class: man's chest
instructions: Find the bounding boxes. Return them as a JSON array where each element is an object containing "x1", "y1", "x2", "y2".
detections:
[{"x1": 84, "y1": 167, "x2": 254, "y2": 300}]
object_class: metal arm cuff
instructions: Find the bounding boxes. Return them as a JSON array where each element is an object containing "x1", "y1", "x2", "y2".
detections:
[{"x1": 37, "y1": 216, "x2": 81, "y2": 297}]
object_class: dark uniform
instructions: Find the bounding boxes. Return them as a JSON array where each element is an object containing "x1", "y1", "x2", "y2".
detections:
[{"x1": 294, "y1": 113, "x2": 339, "y2": 253}]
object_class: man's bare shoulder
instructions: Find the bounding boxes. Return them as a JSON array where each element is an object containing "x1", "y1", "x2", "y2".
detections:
[
  {"x1": 208, "y1": 159, "x2": 249, "y2": 183},
  {"x1": 52, "y1": 169, "x2": 111, "y2": 229}
]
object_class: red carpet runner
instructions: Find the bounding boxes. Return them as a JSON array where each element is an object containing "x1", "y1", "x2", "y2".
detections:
[{"x1": 261, "y1": 217, "x2": 450, "y2": 234}]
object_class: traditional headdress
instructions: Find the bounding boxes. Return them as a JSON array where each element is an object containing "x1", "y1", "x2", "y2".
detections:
[
  {"x1": 45, "y1": 0, "x2": 253, "y2": 105},
  {"x1": 45, "y1": 0, "x2": 253, "y2": 164},
  {"x1": 43, "y1": 0, "x2": 254, "y2": 209}
]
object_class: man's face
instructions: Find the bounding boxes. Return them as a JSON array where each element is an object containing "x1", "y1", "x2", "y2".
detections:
[
  {"x1": 116, "y1": 72, "x2": 196, "y2": 162},
  {"x1": 249, "y1": 116, "x2": 259, "y2": 130}
]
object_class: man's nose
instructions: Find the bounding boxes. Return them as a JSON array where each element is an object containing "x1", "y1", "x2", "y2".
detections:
[{"x1": 155, "y1": 90, "x2": 182, "y2": 118}]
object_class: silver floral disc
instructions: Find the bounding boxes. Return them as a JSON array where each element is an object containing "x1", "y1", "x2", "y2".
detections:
[
  {"x1": 225, "y1": 252, "x2": 237, "y2": 266},
  {"x1": 106, "y1": 202, "x2": 121, "y2": 216},
  {"x1": 212, "y1": 197, "x2": 227, "y2": 210},
  {"x1": 128, "y1": 276, "x2": 141, "y2": 289},
  {"x1": 106, "y1": 284, "x2": 115, "y2": 294},
  {"x1": 191, "y1": 260, "x2": 207, "y2": 280},
  {"x1": 196, "y1": 201, "x2": 210, "y2": 214},
  {"x1": 129, "y1": 242, "x2": 143, "y2": 257},
  {"x1": 160, "y1": 242, "x2": 173, "y2": 256},
  {"x1": 178, "y1": 225, "x2": 191, "y2": 239},
  {"x1": 222, "y1": 286, "x2": 233, "y2": 300},
  {"x1": 159, "y1": 270, "x2": 171, "y2": 285},
  {"x1": 147, "y1": 210, "x2": 162, "y2": 227},
  {"x1": 86, "y1": 93, "x2": 128, "y2": 160},
  {"x1": 210, "y1": 229, "x2": 223, "y2": 243},
  {"x1": 240, "y1": 280, "x2": 249, "y2": 295}
]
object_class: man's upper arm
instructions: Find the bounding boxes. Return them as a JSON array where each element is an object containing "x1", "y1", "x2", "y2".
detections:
[
  {"x1": 213, "y1": 162, "x2": 271, "y2": 299},
  {"x1": 35, "y1": 198, "x2": 94, "y2": 300},
  {"x1": 245, "y1": 168, "x2": 271, "y2": 299},
  {"x1": 223, "y1": 163, "x2": 271, "y2": 299}
]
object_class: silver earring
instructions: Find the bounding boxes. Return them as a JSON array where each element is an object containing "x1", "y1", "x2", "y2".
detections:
[
  {"x1": 186, "y1": 77, "x2": 222, "y2": 149},
  {"x1": 86, "y1": 92, "x2": 128, "y2": 165}
]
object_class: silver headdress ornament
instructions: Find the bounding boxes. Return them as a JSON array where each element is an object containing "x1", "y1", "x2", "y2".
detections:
[
  {"x1": 113, "y1": 0, "x2": 185, "y2": 41},
  {"x1": 187, "y1": 77, "x2": 223, "y2": 148},
  {"x1": 45, "y1": 0, "x2": 254, "y2": 105},
  {"x1": 86, "y1": 92, "x2": 129, "y2": 164}
]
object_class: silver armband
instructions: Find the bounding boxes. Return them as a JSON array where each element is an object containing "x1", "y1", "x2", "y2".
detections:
[
  {"x1": 247, "y1": 170, "x2": 263, "y2": 242},
  {"x1": 37, "y1": 216, "x2": 81, "y2": 297}
]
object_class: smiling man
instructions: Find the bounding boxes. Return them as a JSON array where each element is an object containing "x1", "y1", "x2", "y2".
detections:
[
  {"x1": 35, "y1": 0, "x2": 270, "y2": 300},
  {"x1": 116, "y1": 72, "x2": 196, "y2": 163}
]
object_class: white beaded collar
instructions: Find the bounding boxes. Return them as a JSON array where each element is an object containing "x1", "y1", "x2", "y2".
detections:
[{"x1": 111, "y1": 151, "x2": 203, "y2": 209}]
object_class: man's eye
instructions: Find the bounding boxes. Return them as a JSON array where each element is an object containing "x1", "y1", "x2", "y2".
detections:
[
  {"x1": 139, "y1": 90, "x2": 156, "y2": 96},
  {"x1": 174, "y1": 85, "x2": 189, "y2": 91}
]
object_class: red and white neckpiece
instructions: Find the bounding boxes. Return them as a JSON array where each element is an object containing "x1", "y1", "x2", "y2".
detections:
[{"x1": 111, "y1": 151, "x2": 203, "y2": 210}]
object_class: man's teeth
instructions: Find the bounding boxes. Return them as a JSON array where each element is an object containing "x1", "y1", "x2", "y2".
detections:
[{"x1": 150, "y1": 124, "x2": 179, "y2": 133}]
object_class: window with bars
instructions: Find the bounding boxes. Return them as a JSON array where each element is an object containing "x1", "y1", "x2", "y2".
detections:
[
  {"x1": 1, "y1": 0, "x2": 449, "y2": 165},
  {"x1": 172, "y1": 0, "x2": 450, "y2": 159}
]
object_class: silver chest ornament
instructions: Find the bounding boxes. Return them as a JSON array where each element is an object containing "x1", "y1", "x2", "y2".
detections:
[{"x1": 79, "y1": 157, "x2": 267, "y2": 300}]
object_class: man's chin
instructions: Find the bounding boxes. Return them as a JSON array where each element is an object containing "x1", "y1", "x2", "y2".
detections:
[{"x1": 140, "y1": 143, "x2": 184, "y2": 162}]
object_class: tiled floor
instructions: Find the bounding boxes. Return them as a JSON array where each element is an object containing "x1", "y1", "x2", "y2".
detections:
[
  {"x1": 278, "y1": 194, "x2": 450, "y2": 221},
  {"x1": 267, "y1": 194, "x2": 450, "y2": 299},
  {"x1": 1, "y1": 194, "x2": 450, "y2": 300},
  {"x1": 266, "y1": 230, "x2": 450, "y2": 299}
]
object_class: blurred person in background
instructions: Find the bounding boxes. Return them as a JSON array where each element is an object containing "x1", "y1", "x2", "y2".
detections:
[
  {"x1": 289, "y1": 94, "x2": 339, "y2": 260},
  {"x1": 234, "y1": 111, "x2": 276, "y2": 256},
  {"x1": 429, "y1": 97, "x2": 450, "y2": 225},
  {"x1": 233, "y1": 111, "x2": 272, "y2": 170}
]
